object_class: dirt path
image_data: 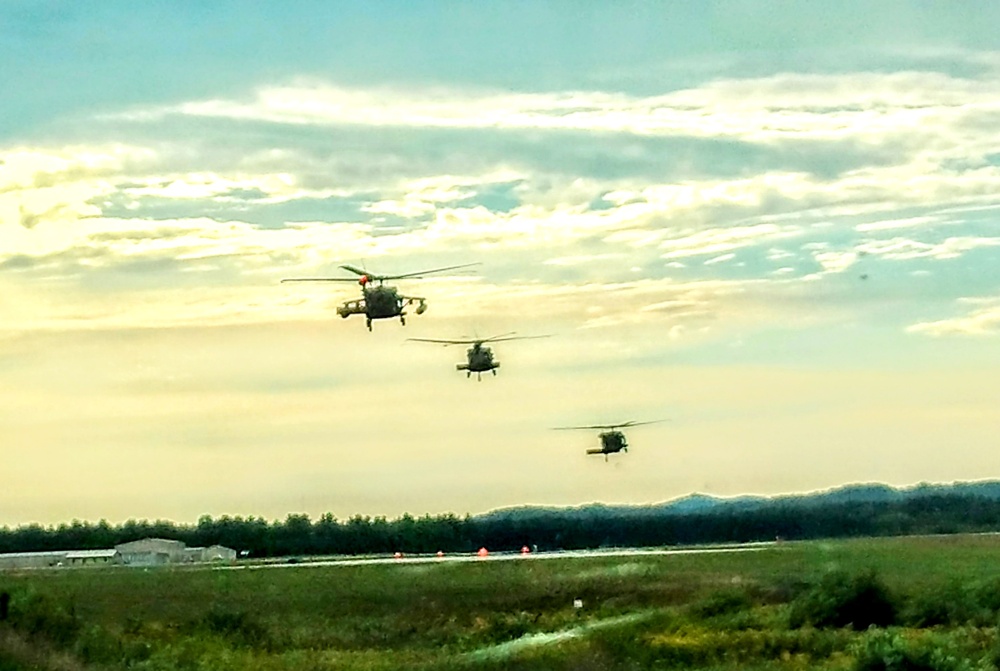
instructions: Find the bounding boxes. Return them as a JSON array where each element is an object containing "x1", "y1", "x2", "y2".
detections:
[{"x1": 464, "y1": 610, "x2": 656, "y2": 662}]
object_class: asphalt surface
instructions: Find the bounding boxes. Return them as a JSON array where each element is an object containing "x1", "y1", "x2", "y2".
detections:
[{"x1": 217, "y1": 542, "x2": 776, "y2": 571}]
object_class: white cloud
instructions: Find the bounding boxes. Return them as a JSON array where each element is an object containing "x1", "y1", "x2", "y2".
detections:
[
  {"x1": 767, "y1": 248, "x2": 795, "y2": 261},
  {"x1": 543, "y1": 253, "x2": 624, "y2": 267},
  {"x1": 813, "y1": 250, "x2": 859, "y2": 274},
  {"x1": 110, "y1": 71, "x2": 1000, "y2": 146},
  {"x1": 908, "y1": 298, "x2": 1000, "y2": 336},
  {"x1": 362, "y1": 171, "x2": 523, "y2": 218},
  {"x1": 7, "y1": 67, "x2": 1000, "y2": 350},
  {"x1": 0, "y1": 145, "x2": 152, "y2": 235},
  {"x1": 855, "y1": 215, "x2": 945, "y2": 232},
  {"x1": 659, "y1": 223, "x2": 799, "y2": 260},
  {"x1": 704, "y1": 253, "x2": 736, "y2": 265},
  {"x1": 858, "y1": 236, "x2": 1000, "y2": 261}
]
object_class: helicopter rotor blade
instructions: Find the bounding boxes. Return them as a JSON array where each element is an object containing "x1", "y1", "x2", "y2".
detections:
[
  {"x1": 281, "y1": 277, "x2": 361, "y2": 283},
  {"x1": 380, "y1": 262, "x2": 481, "y2": 281},
  {"x1": 552, "y1": 425, "x2": 611, "y2": 431},
  {"x1": 552, "y1": 420, "x2": 665, "y2": 431},
  {"x1": 480, "y1": 332, "x2": 518, "y2": 342},
  {"x1": 616, "y1": 420, "x2": 666, "y2": 428},
  {"x1": 408, "y1": 332, "x2": 549, "y2": 346},
  {"x1": 406, "y1": 338, "x2": 469, "y2": 346},
  {"x1": 339, "y1": 264, "x2": 371, "y2": 277},
  {"x1": 485, "y1": 334, "x2": 551, "y2": 344}
]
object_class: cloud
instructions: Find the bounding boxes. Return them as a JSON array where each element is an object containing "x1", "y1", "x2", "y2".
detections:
[
  {"x1": 907, "y1": 297, "x2": 1000, "y2": 337},
  {"x1": 704, "y1": 253, "x2": 736, "y2": 265},
  {"x1": 658, "y1": 223, "x2": 799, "y2": 260},
  {"x1": 7, "y1": 64, "x2": 1000, "y2": 348},
  {"x1": 19, "y1": 202, "x2": 74, "y2": 229},
  {"x1": 543, "y1": 253, "x2": 625, "y2": 267},
  {"x1": 858, "y1": 236, "x2": 1000, "y2": 261},
  {"x1": 362, "y1": 171, "x2": 524, "y2": 219},
  {"x1": 813, "y1": 250, "x2": 859, "y2": 274},
  {"x1": 108, "y1": 70, "x2": 1000, "y2": 146},
  {"x1": 854, "y1": 215, "x2": 946, "y2": 232}
]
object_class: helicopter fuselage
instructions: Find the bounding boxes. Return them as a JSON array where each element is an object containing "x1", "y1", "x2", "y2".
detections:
[
  {"x1": 456, "y1": 343, "x2": 499, "y2": 379},
  {"x1": 586, "y1": 430, "x2": 628, "y2": 458},
  {"x1": 555, "y1": 420, "x2": 656, "y2": 462},
  {"x1": 337, "y1": 284, "x2": 427, "y2": 330}
]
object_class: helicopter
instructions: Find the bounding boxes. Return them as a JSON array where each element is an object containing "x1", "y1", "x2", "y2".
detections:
[
  {"x1": 282, "y1": 263, "x2": 478, "y2": 331},
  {"x1": 407, "y1": 332, "x2": 549, "y2": 380},
  {"x1": 553, "y1": 420, "x2": 663, "y2": 461}
]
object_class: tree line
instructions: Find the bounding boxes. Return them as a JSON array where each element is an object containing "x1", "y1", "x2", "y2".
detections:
[{"x1": 2, "y1": 493, "x2": 1000, "y2": 558}]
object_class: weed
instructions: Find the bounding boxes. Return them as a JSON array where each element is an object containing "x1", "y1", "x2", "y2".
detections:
[
  {"x1": 3, "y1": 535, "x2": 1000, "y2": 669},
  {"x1": 790, "y1": 569, "x2": 898, "y2": 630},
  {"x1": 198, "y1": 607, "x2": 272, "y2": 649},
  {"x1": 850, "y1": 628, "x2": 993, "y2": 671},
  {"x1": 690, "y1": 587, "x2": 754, "y2": 619}
]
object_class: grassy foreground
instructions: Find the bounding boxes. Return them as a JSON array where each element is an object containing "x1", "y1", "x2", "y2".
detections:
[{"x1": 2, "y1": 535, "x2": 1000, "y2": 670}]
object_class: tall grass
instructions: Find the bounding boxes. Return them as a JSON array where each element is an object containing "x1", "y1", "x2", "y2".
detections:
[{"x1": 2, "y1": 535, "x2": 1000, "y2": 669}]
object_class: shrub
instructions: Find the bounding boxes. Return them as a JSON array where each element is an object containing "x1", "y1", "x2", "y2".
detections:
[
  {"x1": 690, "y1": 588, "x2": 754, "y2": 620},
  {"x1": 198, "y1": 608, "x2": 271, "y2": 649},
  {"x1": 989, "y1": 640, "x2": 1000, "y2": 671},
  {"x1": 609, "y1": 625, "x2": 853, "y2": 668},
  {"x1": 74, "y1": 624, "x2": 123, "y2": 664},
  {"x1": 851, "y1": 629, "x2": 985, "y2": 671},
  {"x1": 972, "y1": 577, "x2": 1000, "y2": 614},
  {"x1": 478, "y1": 611, "x2": 536, "y2": 645},
  {"x1": 903, "y1": 583, "x2": 990, "y2": 628},
  {"x1": 6, "y1": 591, "x2": 81, "y2": 648},
  {"x1": 790, "y1": 570, "x2": 897, "y2": 630}
]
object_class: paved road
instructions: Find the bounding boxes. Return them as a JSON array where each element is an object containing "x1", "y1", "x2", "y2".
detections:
[{"x1": 217, "y1": 542, "x2": 776, "y2": 571}]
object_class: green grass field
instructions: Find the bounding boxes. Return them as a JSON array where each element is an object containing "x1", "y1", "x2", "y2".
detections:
[{"x1": 3, "y1": 535, "x2": 1000, "y2": 670}]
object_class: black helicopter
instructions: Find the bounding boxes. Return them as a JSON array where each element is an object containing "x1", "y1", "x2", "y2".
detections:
[
  {"x1": 553, "y1": 420, "x2": 663, "y2": 461},
  {"x1": 408, "y1": 332, "x2": 549, "y2": 380},
  {"x1": 282, "y1": 263, "x2": 478, "y2": 331}
]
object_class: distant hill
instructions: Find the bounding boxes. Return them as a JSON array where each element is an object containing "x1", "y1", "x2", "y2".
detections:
[
  {"x1": 477, "y1": 480, "x2": 1000, "y2": 523},
  {"x1": 5, "y1": 479, "x2": 1000, "y2": 559}
]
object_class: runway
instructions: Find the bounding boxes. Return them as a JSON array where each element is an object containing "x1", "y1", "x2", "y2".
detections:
[{"x1": 216, "y1": 541, "x2": 776, "y2": 571}]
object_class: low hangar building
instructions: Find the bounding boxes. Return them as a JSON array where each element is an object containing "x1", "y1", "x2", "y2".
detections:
[
  {"x1": 115, "y1": 538, "x2": 236, "y2": 566},
  {"x1": 115, "y1": 538, "x2": 189, "y2": 566},
  {"x1": 1, "y1": 539, "x2": 237, "y2": 570}
]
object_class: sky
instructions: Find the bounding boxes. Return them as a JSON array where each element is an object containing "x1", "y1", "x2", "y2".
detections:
[{"x1": 3, "y1": 1, "x2": 1000, "y2": 527}]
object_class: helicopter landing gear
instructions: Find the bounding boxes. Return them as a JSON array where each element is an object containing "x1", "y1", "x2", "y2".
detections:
[
  {"x1": 466, "y1": 371, "x2": 471, "y2": 378},
  {"x1": 492, "y1": 369, "x2": 497, "y2": 376},
  {"x1": 366, "y1": 318, "x2": 372, "y2": 331},
  {"x1": 400, "y1": 315, "x2": 406, "y2": 326}
]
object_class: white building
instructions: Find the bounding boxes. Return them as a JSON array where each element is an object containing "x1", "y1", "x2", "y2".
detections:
[
  {"x1": 185, "y1": 545, "x2": 238, "y2": 562},
  {"x1": 115, "y1": 538, "x2": 188, "y2": 566},
  {"x1": 0, "y1": 549, "x2": 119, "y2": 569},
  {"x1": 1, "y1": 538, "x2": 237, "y2": 570},
  {"x1": 116, "y1": 538, "x2": 238, "y2": 565},
  {"x1": 202, "y1": 545, "x2": 237, "y2": 562},
  {"x1": 0, "y1": 551, "x2": 66, "y2": 570},
  {"x1": 65, "y1": 549, "x2": 121, "y2": 566}
]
